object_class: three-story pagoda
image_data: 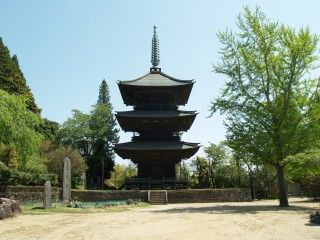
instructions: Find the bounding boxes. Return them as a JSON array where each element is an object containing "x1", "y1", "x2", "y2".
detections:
[{"x1": 114, "y1": 26, "x2": 199, "y2": 189}]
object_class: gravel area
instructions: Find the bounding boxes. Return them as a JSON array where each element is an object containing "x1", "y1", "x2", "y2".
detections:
[{"x1": 0, "y1": 198, "x2": 319, "y2": 240}]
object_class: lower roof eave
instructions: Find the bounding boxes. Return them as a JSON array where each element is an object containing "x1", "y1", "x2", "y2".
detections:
[{"x1": 114, "y1": 142, "x2": 200, "y2": 161}]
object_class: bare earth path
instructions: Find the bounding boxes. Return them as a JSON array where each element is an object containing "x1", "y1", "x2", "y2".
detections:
[{"x1": 1, "y1": 198, "x2": 320, "y2": 240}]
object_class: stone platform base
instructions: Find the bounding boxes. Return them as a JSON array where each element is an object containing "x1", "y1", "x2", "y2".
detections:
[
  {"x1": 1, "y1": 186, "x2": 251, "y2": 203},
  {"x1": 71, "y1": 188, "x2": 251, "y2": 203}
]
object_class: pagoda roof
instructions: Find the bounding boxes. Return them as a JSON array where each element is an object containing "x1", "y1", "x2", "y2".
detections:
[
  {"x1": 114, "y1": 141, "x2": 200, "y2": 161},
  {"x1": 118, "y1": 68, "x2": 194, "y2": 87},
  {"x1": 115, "y1": 141, "x2": 199, "y2": 150},
  {"x1": 116, "y1": 110, "x2": 197, "y2": 118}
]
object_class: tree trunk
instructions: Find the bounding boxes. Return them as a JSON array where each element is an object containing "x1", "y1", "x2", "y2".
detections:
[
  {"x1": 209, "y1": 159, "x2": 214, "y2": 188},
  {"x1": 236, "y1": 155, "x2": 241, "y2": 187},
  {"x1": 249, "y1": 171, "x2": 255, "y2": 200},
  {"x1": 276, "y1": 164, "x2": 289, "y2": 207},
  {"x1": 247, "y1": 164, "x2": 255, "y2": 199},
  {"x1": 101, "y1": 159, "x2": 105, "y2": 190}
]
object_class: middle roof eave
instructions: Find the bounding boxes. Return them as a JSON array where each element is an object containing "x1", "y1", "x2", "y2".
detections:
[
  {"x1": 115, "y1": 141, "x2": 200, "y2": 151},
  {"x1": 115, "y1": 110, "x2": 198, "y2": 118}
]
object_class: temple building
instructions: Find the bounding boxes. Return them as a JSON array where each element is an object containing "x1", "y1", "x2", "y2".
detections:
[{"x1": 114, "y1": 26, "x2": 199, "y2": 189}]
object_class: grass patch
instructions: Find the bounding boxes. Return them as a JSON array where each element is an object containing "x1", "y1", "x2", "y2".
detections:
[{"x1": 21, "y1": 201, "x2": 149, "y2": 215}]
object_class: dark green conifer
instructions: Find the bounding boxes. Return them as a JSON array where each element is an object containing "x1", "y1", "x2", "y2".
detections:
[
  {"x1": 97, "y1": 79, "x2": 110, "y2": 105},
  {"x1": 0, "y1": 37, "x2": 40, "y2": 113}
]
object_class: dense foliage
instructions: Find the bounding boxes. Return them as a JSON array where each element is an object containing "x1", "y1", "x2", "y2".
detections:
[
  {"x1": 210, "y1": 7, "x2": 320, "y2": 206},
  {"x1": 189, "y1": 143, "x2": 248, "y2": 189},
  {"x1": 0, "y1": 89, "x2": 43, "y2": 167},
  {"x1": 105, "y1": 164, "x2": 137, "y2": 189},
  {"x1": 0, "y1": 161, "x2": 57, "y2": 186},
  {"x1": 43, "y1": 144, "x2": 86, "y2": 188},
  {"x1": 178, "y1": 142, "x2": 279, "y2": 199},
  {"x1": 0, "y1": 38, "x2": 63, "y2": 186}
]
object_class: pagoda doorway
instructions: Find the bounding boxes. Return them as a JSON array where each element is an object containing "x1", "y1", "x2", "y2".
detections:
[{"x1": 151, "y1": 165, "x2": 164, "y2": 179}]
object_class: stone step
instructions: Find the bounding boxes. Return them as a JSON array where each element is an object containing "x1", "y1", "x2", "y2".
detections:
[{"x1": 148, "y1": 190, "x2": 168, "y2": 205}]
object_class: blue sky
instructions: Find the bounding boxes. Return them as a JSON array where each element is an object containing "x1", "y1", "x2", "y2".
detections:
[{"x1": 1, "y1": 0, "x2": 320, "y2": 162}]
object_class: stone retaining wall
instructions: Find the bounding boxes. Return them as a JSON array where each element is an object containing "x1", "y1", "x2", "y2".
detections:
[
  {"x1": 72, "y1": 188, "x2": 251, "y2": 203},
  {"x1": 0, "y1": 186, "x2": 251, "y2": 203},
  {"x1": 0, "y1": 186, "x2": 61, "y2": 202},
  {"x1": 71, "y1": 190, "x2": 148, "y2": 202},
  {"x1": 167, "y1": 188, "x2": 251, "y2": 203}
]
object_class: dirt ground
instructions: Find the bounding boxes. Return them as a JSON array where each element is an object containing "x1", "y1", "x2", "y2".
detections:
[{"x1": 1, "y1": 198, "x2": 320, "y2": 240}]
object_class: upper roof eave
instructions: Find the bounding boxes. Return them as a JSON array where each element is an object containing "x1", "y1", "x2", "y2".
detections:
[{"x1": 117, "y1": 71, "x2": 194, "y2": 86}]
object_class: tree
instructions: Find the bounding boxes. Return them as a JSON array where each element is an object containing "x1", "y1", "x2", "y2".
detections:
[
  {"x1": 105, "y1": 164, "x2": 137, "y2": 189},
  {"x1": 89, "y1": 79, "x2": 119, "y2": 188},
  {"x1": 190, "y1": 156, "x2": 210, "y2": 188},
  {"x1": 210, "y1": 7, "x2": 320, "y2": 206},
  {"x1": 0, "y1": 38, "x2": 40, "y2": 113},
  {"x1": 45, "y1": 146, "x2": 86, "y2": 188},
  {"x1": 0, "y1": 89, "x2": 43, "y2": 167},
  {"x1": 97, "y1": 79, "x2": 110, "y2": 105},
  {"x1": 57, "y1": 110, "x2": 92, "y2": 156},
  {"x1": 0, "y1": 38, "x2": 60, "y2": 144},
  {"x1": 37, "y1": 118, "x2": 59, "y2": 141},
  {"x1": 285, "y1": 149, "x2": 320, "y2": 199},
  {"x1": 204, "y1": 142, "x2": 228, "y2": 188},
  {"x1": 176, "y1": 160, "x2": 191, "y2": 180},
  {"x1": 57, "y1": 80, "x2": 119, "y2": 189}
]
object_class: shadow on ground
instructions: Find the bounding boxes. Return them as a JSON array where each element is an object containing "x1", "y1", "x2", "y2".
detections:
[{"x1": 150, "y1": 204, "x2": 318, "y2": 215}]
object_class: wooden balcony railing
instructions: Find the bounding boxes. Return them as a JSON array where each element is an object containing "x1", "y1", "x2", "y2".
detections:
[{"x1": 124, "y1": 177, "x2": 189, "y2": 190}]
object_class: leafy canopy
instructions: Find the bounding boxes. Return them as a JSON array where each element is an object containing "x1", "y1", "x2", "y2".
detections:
[
  {"x1": 0, "y1": 89, "x2": 43, "y2": 166},
  {"x1": 211, "y1": 6, "x2": 320, "y2": 166}
]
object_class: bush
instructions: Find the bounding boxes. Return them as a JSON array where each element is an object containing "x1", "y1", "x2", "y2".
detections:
[
  {"x1": 0, "y1": 161, "x2": 58, "y2": 186},
  {"x1": 301, "y1": 175, "x2": 320, "y2": 200},
  {"x1": 45, "y1": 147, "x2": 86, "y2": 188}
]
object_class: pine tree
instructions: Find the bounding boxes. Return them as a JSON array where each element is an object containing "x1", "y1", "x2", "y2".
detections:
[
  {"x1": 97, "y1": 79, "x2": 110, "y2": 105},
  {"x1": 0, "y1": 37, "x2": 40, "y2": 113}
]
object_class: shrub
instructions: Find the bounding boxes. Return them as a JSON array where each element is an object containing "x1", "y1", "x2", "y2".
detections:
[
  {"x1": 45, "y1": 147, "x2": 86, "y2": 188},
  {"x1": 0, "y1": 161, "x2": 58, "y2": 186},
  {"x1": 301, "y1": 175, "x2": 320, "y2": 200}
]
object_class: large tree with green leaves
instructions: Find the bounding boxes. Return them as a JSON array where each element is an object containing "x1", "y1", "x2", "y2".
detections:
[
  {"x1": 89, "y1": 79, "x2": 119, "y2": 188},
  {"x1": 0, "y1": 89, "x2": 43, "y2": 167},
  {"x1": 210, "y1": 7, "x2": 320, "y2": 206},
  {"x1": 57, "y1": 110, "x2": 92, "y2": 155}
]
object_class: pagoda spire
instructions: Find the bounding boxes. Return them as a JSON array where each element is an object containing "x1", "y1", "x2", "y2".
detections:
[{"x1": 151, "y1": 26, "x2": 160, "y2": 67}]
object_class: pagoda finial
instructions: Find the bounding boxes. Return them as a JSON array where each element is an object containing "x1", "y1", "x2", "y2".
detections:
[{"x1": 151, "y1": 25, "x2": 160, "y2": 68}]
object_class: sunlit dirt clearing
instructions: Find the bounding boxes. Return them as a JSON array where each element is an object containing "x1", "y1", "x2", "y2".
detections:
[{"x1": 1, "y1": 198, "x2": 320, "y2": 240}]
